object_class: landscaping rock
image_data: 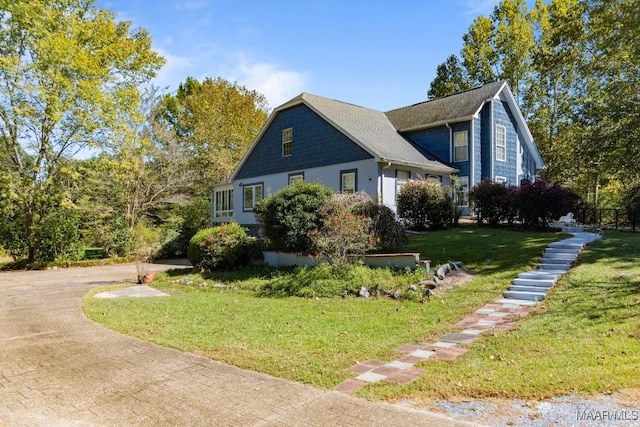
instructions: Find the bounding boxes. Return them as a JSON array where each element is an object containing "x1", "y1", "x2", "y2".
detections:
[
  {"x1": 419, "y1": 280, "x2": 437, "y2": 289},
  {"x1": 359, "y1": 286, "x2": 370, "y2": 298}
]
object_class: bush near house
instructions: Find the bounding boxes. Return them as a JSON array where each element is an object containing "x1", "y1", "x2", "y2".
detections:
[
  {"x1": 469, "y1": 179, "x2": 581, "y2": 229},
  {"x1": 311, "y1": 194, "x2": 377, "y2": 264},
  {"x1": 511, "y1": 179, "x2": 581, "y2": 229},
  {"x1": 351, "y1": 194, "x2": 407, "y2": 251},
  {"x1": 188, "y1": 223, "x2": 252, "y2": 271},
  {"x1": 254, "y1": 180, "x2": 332, "y2": 253},
  {"x1": 469, "y1": 179, "x2": 513, "y2": 226},
  {"x1": 397, "y1": 180, "x2": 453, "y2": 230}
]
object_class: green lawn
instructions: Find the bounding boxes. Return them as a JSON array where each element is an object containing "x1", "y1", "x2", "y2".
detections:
[{"x1": 83, "y1": 228, "x2": 640, "y2": 401}]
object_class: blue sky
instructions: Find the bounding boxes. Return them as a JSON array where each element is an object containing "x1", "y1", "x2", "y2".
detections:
[{"x1": 97, "y1": 0, "x2": 500, "y2": 111}]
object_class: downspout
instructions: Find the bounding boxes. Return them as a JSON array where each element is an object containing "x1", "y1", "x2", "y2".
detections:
[
  {"x1": 490, "y1": 99, "x2": 494, "y2": 180},
  {"x1": 380, "y1": 161, "x2": 392, "y2": 206},
  {"x1": 445, "y1": 122, "x2": 452, "y2": 163},
  {"x1": 470, "y1": 118, "x2": 474, "y2": 186}
]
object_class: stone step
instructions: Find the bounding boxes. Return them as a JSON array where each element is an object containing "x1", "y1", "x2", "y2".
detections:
[
  {"x1": 503, "y1": 290, "x2": 546, "y2": 301},
  {"x1": 548, "y1": 242, "x2": 584, "y2": 250},
  {"x1": 512, "y1": 278, "x2": 554, "y2": 288},
  {"x1": 509, "y1": 285, "x2": 550, "y2": 294},
  {"x1": 542, "y1": 252, "x2": 578, "y2": 260},
  {"x1": 540, "y1": 257, "x2": 574, "y2": 265},
  {"x1": 517, "y1": 271, "x2": 562, "y2": 280},
  {"x1": 539, "y1": 264, "x2": 570, "y2": 272},
  {"x1": 544, "y1": 247, "x2": 581, "y2": 255},
  {"x1": 494, "y1": 298, "x2": 538, "y2": 306}
]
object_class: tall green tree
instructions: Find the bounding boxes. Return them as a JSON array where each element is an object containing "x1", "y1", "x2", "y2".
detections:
[
  {"x1": 581, "y1": 0, "x2": 640, "y2": 187},
  {"x1": 526, "y1": 0, "x2": 588, "y2": 186},
  {"x1": 155, "y1": 77, "x2": 268, "y2": 197},
  {"x1": 427, "y1": 0, "x2": 639, "y2": 207},
  {"x1": 427, "y1": 55, "x2": 471, "y2": 99},
  {"x1": 0, "y1": 0, "x2": 163, "y2": 261}
]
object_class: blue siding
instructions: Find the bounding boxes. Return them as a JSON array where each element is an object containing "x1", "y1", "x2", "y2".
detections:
[
  {"x1": 405, "y1": 127, "x2": 450, "y2": 162},
  {"x1": 472, "y1": 117, "x2": 482, "y2": 185},
  {"x1": 451, "y1": 122, "x2": 470, "y2": 178},
  {"x1": 519, "y1": 142, "x2": 536, "y2": 184},
  {"x1": 235, "y1": 104, "x2": 372, "y2": 179},
  {"x1": 493, "y1": 100, "x2": 517, "y2": 185},
  {"x1": 480, "y1": 103, "x2": 492, "y2": 181}
]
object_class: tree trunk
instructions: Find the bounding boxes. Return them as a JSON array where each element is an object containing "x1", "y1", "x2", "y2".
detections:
[{"x1": 25, "y1": 210, "x2": 36, "y2": 262}]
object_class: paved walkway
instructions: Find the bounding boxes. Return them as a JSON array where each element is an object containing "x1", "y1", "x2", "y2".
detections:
[
  {"x1": 335, "y1": 231, "x2": 602, "y2": 394},
  {"x1": 0, "y1": 262, "x2": 473, "y2": 426}
]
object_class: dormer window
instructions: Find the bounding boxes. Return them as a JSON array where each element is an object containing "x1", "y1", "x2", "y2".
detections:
[{"x1": 282, "y1": 128, "x2": 292, "y2": 157}]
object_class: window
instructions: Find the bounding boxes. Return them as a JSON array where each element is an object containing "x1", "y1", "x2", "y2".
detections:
[
  {"x1": 243, "y1": 183, "x2": 263, "y2": 211},
  {"x1": 396, "y1": 170, "x2": 410, "y2": 197},
  {"x1": 495, "y1": 176, "x2": 507, "y2": 184},
  {"x1": 341, "y1": 169, "x2": 357, "y2": 193},
  {"x1": 213, "y1": 188, "x2": 233, "y2": 218},
  {"x1": 453, "y1": 130, "x2": 468, "y2": 162},
  {"x1": 496, "y1": 125, "x2": 506, "y2": 162},
  {"x1": 456, "y1": 176, "x2": 469, "y2": 207},
  {"x1": 282, "y1": 128, "x2": 292, "y2": 157},
  {"x1": 289, "y1": 172, "x2": 304, "y2": 185}
]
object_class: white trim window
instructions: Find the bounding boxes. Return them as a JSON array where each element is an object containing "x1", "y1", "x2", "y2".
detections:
[
  {"x1": 396, "y1": 170, "x2": 410, "y2": 198},
  {"x1": 456, "y1": 176, "x2": 469, "y2": 207},
  {"x1": 495, "y1": 176, "x2": 507, "y2": 185},
  {"x1": 453, "y1": 130, "x2": 468, "y2": 162},
  {"x1": 282, "y1": 128, "x2": 292, "y2": 157},
  {"x1": 289, "y1": 173, "x2": 304, "y2": 185},
  {"x1": 496, "y1": 125, "x2": 507, "y2": 162},
  {"x1": 243, "y1": 183, "x2": 263, "y2": 211},
  {"x1": 341, "y1": 170, "x2": 356, "y2": 194},
  {"x1": 213, "y1": 188, "x2": 233, "y2": 218}
]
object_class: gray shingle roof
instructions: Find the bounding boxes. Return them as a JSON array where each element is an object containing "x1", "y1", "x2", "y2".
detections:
[
  {"x1": 385, "y1": 81, "x2": 506, "y2": 131},
  {"x1": 283, "y1": 93, "x2": 457, "y2": 173}
]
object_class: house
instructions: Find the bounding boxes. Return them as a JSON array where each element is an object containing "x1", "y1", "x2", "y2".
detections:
[{"x1": 211, "y1": 81, "x2": 544, "y2": 231}]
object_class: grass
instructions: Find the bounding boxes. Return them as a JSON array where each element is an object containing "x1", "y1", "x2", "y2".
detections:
[
  {"x1": 359, "y1": 229, "x2": 640, "y2": 402},
  {"x1": 1, "y1": 255, "x2": 136, "y2": 271},
  {"x1": 82, "y1": 228, "x2": 640, "y2": 401}
]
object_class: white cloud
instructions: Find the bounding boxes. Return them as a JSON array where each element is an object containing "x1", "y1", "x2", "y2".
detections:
[
  {"x1": 149, "y1": 45, "x2": 307, "y2": 109},
  {"x1": 151, "y1": 49, "x2": 193, "y2": 92},
  {"x1": 463, "y1": 0, "x2": 499, "y2": 17},
  {"x1": 228, "y1": 56, "x2": 308, "y2": 110},
  {"x1": 177, "y1": 1, "x2": 208, "y2": 11}
]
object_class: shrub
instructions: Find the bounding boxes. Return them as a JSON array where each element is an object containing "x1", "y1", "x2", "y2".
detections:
[
  {"x1": 317, "y1": 192, "x2": 407, "y2": 253},
  {"x1": 311, "y1": 206, "x2": 376, "y2": 263},
  {"x1": 254, "y1": 180, "x2": 332, "y2": 253},
  {"x1": 35, "y1": 207, "x2": 84, "y2": 262},
  {"x1": 356, "y1": 201, "x2": 407, "y2": 250},
  {"x1": 468, "y1": 179, "x2": 512, "y2": 226},
  {"x1": 199, "y1": 223, "x2": 250, "y2": 271},
  {"x1": 510, "y1": 179, "x2": 581, "y2": 229},
  {"x1": 397, "y1": 181, "x2": 453, "y2": 230},
  {"x1": 187, "y1": 227, "x2": 217, "y2": 266},
  {"x1": 257, "y1": 263, "x2": 424, "y2": 299}
]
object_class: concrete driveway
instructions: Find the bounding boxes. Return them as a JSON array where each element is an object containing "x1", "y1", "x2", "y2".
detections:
[{"x1": 0, "y1": 262, "x2": 474, "y2": 426}]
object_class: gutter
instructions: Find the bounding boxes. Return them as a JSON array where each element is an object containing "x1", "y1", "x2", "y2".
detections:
[{"x1": 445, "y1": 122, "x2": 452, "y2": 163}]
